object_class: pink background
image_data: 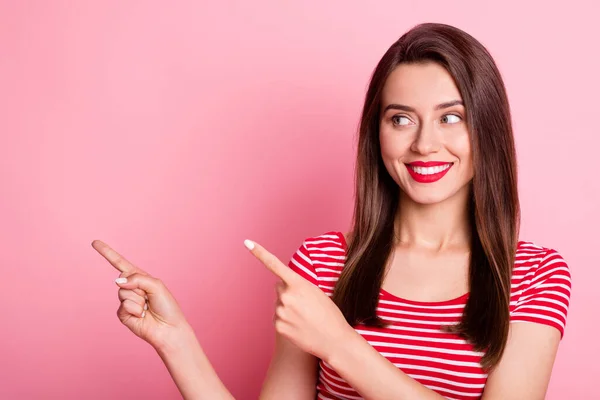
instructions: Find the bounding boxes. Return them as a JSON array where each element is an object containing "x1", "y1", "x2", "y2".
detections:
[{"x1": 1, "y1": 1, "x2": 598, "y2": 398}]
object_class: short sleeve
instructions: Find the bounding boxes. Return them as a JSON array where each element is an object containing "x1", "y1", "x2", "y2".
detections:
[
  {"x1": 287, "y1": 240, "x2": 319, "y2": 286},
  {"x1": 510, "y1": 249, "x2": 572, "y2": 337}
]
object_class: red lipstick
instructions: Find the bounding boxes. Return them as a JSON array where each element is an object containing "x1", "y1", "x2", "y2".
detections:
[
  {"x1": 405, "y1": 161, "x2": 453, "y2": 183},
  {"x1": 409, "y1": 161, "x2": 451, "y2": 167}
]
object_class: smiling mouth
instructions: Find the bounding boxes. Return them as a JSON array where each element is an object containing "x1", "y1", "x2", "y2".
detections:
[
  {"x1": 405, "y1": 162, "x2": 454, "y2": 183},
  {"x1": 407, "y1": 163, "x2": 453, "y2": 175}
]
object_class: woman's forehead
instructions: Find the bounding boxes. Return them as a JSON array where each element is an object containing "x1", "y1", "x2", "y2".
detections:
[{"x1": 381, "y1": 63, "x2": 463, "y2": 108}]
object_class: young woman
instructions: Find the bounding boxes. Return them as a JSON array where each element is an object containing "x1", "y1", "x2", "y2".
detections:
[{"x1": 93, "y1": 23, "x2": 571, "y2": 399}]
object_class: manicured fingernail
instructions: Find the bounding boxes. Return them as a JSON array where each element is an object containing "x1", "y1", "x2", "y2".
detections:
[
  {"x1": 115, "y1": 277, "x2": 127, "y2": 284},
  {"x1": 244, "y1": 239, "x2": 255, "y2": 250},
  {"x1": 144, "y1": 303, "x2": 148, "y2": 310},
  {"x1": 144, "y1": 295, "x2": 148, "y2": 300},
  {"x1": 141, "y1": 310, "x2": 146, "y2": 318}
]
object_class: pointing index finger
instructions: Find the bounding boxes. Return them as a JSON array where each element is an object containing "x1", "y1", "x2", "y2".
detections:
[
  {"x1": 245, "y1": 240, "x2": 298, "y2": 284},
  {"x1": 91, "y1": 240, "x2": 137, "y2": 274}
]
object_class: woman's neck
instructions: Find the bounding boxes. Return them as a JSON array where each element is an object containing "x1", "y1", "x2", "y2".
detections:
[{"x1": 394, "y1": 187, "x2": 471, "y2": 252}]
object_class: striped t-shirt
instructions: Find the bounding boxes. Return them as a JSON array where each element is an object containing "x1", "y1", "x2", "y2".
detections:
[{"x1": 287, "y1": 231, "x2": 571, "y2": 400}]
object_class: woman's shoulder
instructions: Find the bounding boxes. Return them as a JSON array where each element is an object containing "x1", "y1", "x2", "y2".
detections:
[
  {"x1": 287, "y1": 230, "x2": 348, "y2": 291},
  {"x1": 298, "y1": 230, "x2": 348, "y2": 253},
  {"x1": 511, "y1": 240, "x2": 572, "y2": 336},
  {"x1": 513, "y1": 240, "x2": 571, "y2": 279},
  {"x1": 516, "y1": 239, "x2": 555, "y2": 255},
  {"x1": 512, "y1": 240, "x2": 571, "y2": 307},
  {"x1": 514, "y1": 240, "x2": 569, "y2": 268}
]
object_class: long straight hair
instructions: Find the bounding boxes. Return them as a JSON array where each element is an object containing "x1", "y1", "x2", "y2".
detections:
[{"x1": 331, "y1": 23, "x2": 520, "y2": 371}]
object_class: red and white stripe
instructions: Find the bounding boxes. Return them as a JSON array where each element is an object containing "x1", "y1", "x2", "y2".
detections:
[{"x1": 287, "y1": 231, "x2": 571, "y2": 400}]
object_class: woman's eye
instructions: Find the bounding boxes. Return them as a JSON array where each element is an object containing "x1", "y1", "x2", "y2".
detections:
[
  {"x1": 392, "y1": 115, "x2": 411, "y2": 126},
  {"x1": 441, "y1": 114, "x2": 462, "y2": 124}
]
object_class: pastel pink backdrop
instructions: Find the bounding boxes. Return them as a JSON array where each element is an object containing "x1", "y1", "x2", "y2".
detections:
[{"x1": 1, "y1": 1, "x2": 598, "y2": 398}]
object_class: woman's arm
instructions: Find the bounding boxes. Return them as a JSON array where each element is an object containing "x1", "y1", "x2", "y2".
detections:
[
  {"x1": 325, "y1": 323, "x2": 561, "y2": 400},
  {"x1": 155, "y1": 324, "x2": 235, "y2": 400},
  {"x1": 481, "y1": 248, "x2": 569, "y2": 399},
  {"x1": 325, "y1": 328, "x2": 446, "y2": 400},
  {"x1": 259, "y1": 333, "x2": 319, "y2": 399},
  {"x1": 155, "y1": 322, "x2": 318, "y2": 400},
  {"x1": 481, "y1": 323, "x2": 561, "y2": 400}
]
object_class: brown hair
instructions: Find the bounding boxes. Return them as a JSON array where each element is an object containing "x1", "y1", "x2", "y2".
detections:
[{"x1": 331, "y1": 22, "x2": 520, "y2": 371}]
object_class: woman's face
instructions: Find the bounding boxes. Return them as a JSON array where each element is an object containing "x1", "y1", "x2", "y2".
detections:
[{"x1": 379, "y1": 61, "x2": 474, "y2": 205}]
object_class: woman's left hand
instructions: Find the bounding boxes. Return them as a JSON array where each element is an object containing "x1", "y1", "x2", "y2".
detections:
[{"x1": 244, "y1": 239, "x2": 354, "y2": 362}]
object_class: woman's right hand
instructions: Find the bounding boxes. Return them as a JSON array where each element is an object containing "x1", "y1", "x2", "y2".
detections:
[{"x1": 92, "y1": 240, "x2": 191, "y2": 350}]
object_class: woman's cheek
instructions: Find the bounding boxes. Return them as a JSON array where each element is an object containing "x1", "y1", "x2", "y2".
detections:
[
  {"x1": 450, "y1": 129, "x2": 474, "y2": 178},
  {"x1": 379, "y1": 128, "x2": 406, "y2": 159}
]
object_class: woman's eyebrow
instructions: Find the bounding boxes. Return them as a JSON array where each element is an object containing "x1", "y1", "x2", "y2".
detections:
[{"x1": 383, "y1": 100, "x2": 464, "y2": 112}]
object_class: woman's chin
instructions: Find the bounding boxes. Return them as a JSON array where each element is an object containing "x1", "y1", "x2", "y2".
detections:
[
  {"x1": 409, "y1": 195, "x2": 449, "y2": 206},
  {"x1": 401, "y1": 187, "x2": 459, "y2": 206}
]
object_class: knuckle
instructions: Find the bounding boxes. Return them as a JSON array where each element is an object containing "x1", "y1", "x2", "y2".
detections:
[
  {"x1": 274, "y1": 320, "x2": 285, "y2": 333},
  {"x1": 278, "y1": 293, "x2": 288, "y2": 305},
  {"x1": 281, "y1": 292, "x2": 297, "y2": 307},
  {"x1": 123, "y1": 299, "x2": 140, "y2": 313},
  {"x1": 275, "y1": 305, "x2": 286, "y2": 319}
]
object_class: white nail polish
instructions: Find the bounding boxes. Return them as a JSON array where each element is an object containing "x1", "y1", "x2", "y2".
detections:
[
  {"x1": 244, "y1": 239, "x2": 255, "y2": 250},
  {"x1": 144, "y1": 303, "x2": 148, "y2": 310},
  {"x1": 141, "y1": 310, "x2": 146, "y2": 318},
  {"x1": 115, "y1": 277, "x2": 127, "y2": 284}
]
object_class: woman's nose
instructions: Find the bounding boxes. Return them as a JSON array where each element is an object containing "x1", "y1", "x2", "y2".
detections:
[{"x1": 410, "y1": 122, "x2": 442, "y2": 155}]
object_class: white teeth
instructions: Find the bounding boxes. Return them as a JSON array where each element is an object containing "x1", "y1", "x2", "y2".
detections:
[{"x1": 410, "y1": 164, "x2": 451, "y2": 175}]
